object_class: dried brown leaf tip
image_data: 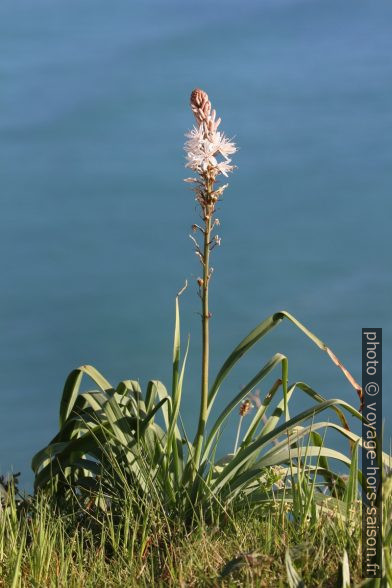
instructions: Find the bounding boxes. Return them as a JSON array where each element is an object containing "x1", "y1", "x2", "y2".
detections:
[{"x1": 326, "y1": 347, "x2": 363, "y2": 411}]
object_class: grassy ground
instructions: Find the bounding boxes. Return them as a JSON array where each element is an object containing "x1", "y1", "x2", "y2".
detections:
[{"x1": 0, "y1": 487, "x2": 373, "y2": 587}]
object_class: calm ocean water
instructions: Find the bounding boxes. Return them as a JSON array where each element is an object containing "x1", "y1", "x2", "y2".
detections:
[{"x1": 1, "y1": 0, "x2": 391, "y2": 489}]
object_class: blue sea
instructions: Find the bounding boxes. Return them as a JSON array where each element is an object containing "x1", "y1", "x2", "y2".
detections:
[{"x1": 1, "y1": 0, "x2": 391, "y2": 489}]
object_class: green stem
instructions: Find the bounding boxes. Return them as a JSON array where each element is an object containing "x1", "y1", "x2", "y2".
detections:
[
  {"x1": 193, "y1": 197, "x2": 213, "y2": 473},
  {"x1": 233, "y1": 417, "x2": 243, "y2": 454}
]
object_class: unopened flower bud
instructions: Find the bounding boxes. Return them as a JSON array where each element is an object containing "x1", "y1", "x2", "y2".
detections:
[
  {"x1": 190, "y1": 88, "x2": 211, "y2": 126},
  {"x1": 191, "y1": 88, "x2": 208, "y2": 108},
  {"x1": 197, "y1": 277, "x2": 204, "y2": 287}
]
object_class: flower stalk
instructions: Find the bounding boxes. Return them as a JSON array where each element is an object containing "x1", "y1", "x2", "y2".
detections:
[
  {"x1": 184, "y1": 88, "x2": 237, "y2": 472},
  {"x1": 234, "y1": 399, "x2": 253, "y2": 454}
]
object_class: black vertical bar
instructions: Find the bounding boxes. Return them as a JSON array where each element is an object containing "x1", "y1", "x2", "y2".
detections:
[{"x1": 362, "y1": 328, "x2": 382, "y2": 579}]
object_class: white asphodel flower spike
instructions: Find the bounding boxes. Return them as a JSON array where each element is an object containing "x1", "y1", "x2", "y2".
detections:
[
  {"x1": 185, "y1": 88, "x2": 238, "y2": 474},
  {"x1": 184, "y1": 88, "x2": 237, "y2": 182}
]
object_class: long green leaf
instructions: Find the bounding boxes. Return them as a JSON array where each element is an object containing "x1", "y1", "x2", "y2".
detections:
[
  {"x1": 203, "y1": 353, "x2": 287, "y2": 462},
  {"x1": 208, "y1": 311, "x2": 362, "y2": 412},
  {"x1": 172, "y1": 296, "x2": 181, "y2": 405},
  {"x1": 211, "y1": 398, "x2": 362, "y2": 494},
  {"x1": 341, "y1": 550, "x2": 351, "y2": 588},
  {"x1": 208, "y1": 313, "x2": 283, "y2": 409},
  {"x1": 242, "y1": 378, "x2": 283, "y2": 445},
  {"x1": 59, "y1": 365, "x2": 112, "y2": 428},
  {"x1": 344, "y1": 440, "x2": 359, "y2": 519}
]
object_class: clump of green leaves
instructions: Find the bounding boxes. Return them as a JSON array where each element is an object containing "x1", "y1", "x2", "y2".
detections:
[{"x1": 32, "y1": 297, "x2": 389, "y2": 524}]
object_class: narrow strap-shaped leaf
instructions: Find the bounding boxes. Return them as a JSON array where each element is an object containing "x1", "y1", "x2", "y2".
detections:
[
  {"x1": 168, "y1": 335, "x2": 189, "y2": 482},
  {"x1": 203, "y1": 353, "x2": 286, "y2": 461},
  {"x1": 75, "y1": 390, "x2": 135, "y2": 447},
  {"x1": 59, "y1": 369, "x2": 83, "y2": 428},
  {"x1": 154, "y1": 380, "x2": 172, "y2": 430},
  {"x1": 145, "y1": 380, "x2": 158, "y2": 413},
  {"x1": 223, "y1": 465, "x2": 347, "y2": 503},
  {"x1": 258, "y1": 384, "x2": 296, "y2": 438},
  {"x1": 279, "y1": 311, "x2": 362, "y2": 408},
  {"x1": 172, "y1": 296, "x2": 181, "y2": 408},
  {"x1": 341, "y1": 550, "x2": 351, "y2": 588},
  {"x1": 34, "y1": 394, "x2": 91, "y2": 452},
  {"x1": 34, "y1": 424, "x2": 111, "y2": 489},
  {"x1": 282, "y1": 356, "x2": 289, "y2": 421},
  {"x1": 60, "y1": 365, "x2": 112, "y2": 427},
  {"x1": 242, "y1": 378, "x2": 282, "y2": 445},
  {"x1": 32, "y1": 442, "x2": 70, "y2": 473},
  {"x1": 259, "y1": 381, "x2": 351, "y2": 443},
  {"x1": 116, "y1": 380, "x2": 146, "y2": 415},
  {"x1": 344, "y1": 439, "x2": 359, "y2": 519},
  {"x1": 10, "y1": 528, "x2": 26, "y2": 588},
  {"x1": 261, "y1": 420, "x2": 389, "y2": 471},
  {"x1": 211, "y1": 398, "x2": 362, "y2": 494},
  {"x1": 209, "y1": 310, "x2": 362, "y2": 412},
  {"x1": 260, "y1": 446, "x2": 352, "y2": 469},
  {"x1": 309, "y1": 430, "x2": 333, "y2": 487},
  {"x1": 295, "y1": 382, "x2": 351, "y2": 433},
  {"x1": 34, "y1": 407, "x2": 160, "y2": 491},
  {"x1": 143, "y1": 397, "x2": 168, "y2": 429},
  {"x1": 208, "y1": 313, "x2": 283, "y2": 408}
]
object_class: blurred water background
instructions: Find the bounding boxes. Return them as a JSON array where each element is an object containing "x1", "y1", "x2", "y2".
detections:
[{"x1": 1, "y1": 0, "x2": 391, "y2": 490}]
